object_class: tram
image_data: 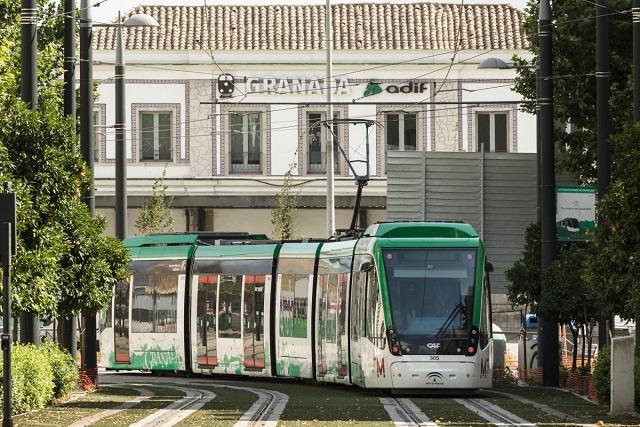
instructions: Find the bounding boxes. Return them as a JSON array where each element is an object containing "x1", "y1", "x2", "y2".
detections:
[{"x1": 100, "y1": 221, "x2": 493, "y2": 390}]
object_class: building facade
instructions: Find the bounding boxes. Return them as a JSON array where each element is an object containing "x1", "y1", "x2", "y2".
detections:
[{"x1": 92, "y1": 2, "x2": 534, "y2": 238}]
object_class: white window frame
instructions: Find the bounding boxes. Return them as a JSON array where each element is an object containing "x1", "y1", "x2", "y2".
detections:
[
  {"x1": 228, "y1": 111, "x2": 263, "y2": 174},
  {"x1": 139, "y1": 111, "x2": 174, "y2": 161},
  {"x1": 377, "y1": 107, "x2": 424, "y2": 175},
  {"x1": 305, "y1": 110, "x2": 341, "y2": 175},
  {"x1": 475, "y1": 111, "x2": 510, "y2": 153}
]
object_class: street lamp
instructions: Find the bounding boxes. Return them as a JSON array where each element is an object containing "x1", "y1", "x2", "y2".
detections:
[{"x1": 96, "y1": 12, "x2": 159, "y2": 240}]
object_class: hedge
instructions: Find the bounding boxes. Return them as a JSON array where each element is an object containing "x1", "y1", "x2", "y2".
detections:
[
  {"x1": 592, "y1": 345, "x2": 640, "y2": 408},
  {"x1": 0, "y1": 341, "x2": 78, "y2": 415},
  {"x1": 39, "y1": 340, "x2": 79, "y2": 399}
]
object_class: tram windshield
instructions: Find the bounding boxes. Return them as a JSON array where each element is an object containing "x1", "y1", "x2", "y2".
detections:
[{"x1": 382, "y1": 248, "x2": 477, "y2": 355}]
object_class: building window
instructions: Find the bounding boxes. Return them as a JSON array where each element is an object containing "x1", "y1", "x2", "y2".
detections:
[
  {"x1": 382, "y1": 111, "x2": 418, "y2": 174},
  {"x1": 307, "y1": 112, "x2": 339, "y2": 174},
  {"x1": 230, "y1": 112, "x2": 262, "y2": 174},
  {"x1": 139, "y1": 111, "x2": 173, "y2": 161},
  {"x1": 476, "y1": 112, "x2": 509, "y2": 152},
  {"x1": 385, "y1": 112, "x2": 417, "y2": 152},
  {"x1": 93, "y1": 110, "x2": 100, "y2": 161}
]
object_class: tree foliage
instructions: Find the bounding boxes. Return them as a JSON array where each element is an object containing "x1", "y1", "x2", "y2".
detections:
[
  {"x1": 511, "y1": 0, "x2": 640, "y2": 347},
  {"x1": 135, "y1": 169, "x2": 175, "y2": 235},
  {"x1": 0, "y1": 0, "x2": 129, "y2": 317},
  {"x1": 584, "y1": 124, "x2": 640, "y2": 321},
  {"x1": 513, "y1": 0, "x2": 632, "y2": 181},
  {"x1": 271, "y1": 161, "x2": 300, "y2": 240}
]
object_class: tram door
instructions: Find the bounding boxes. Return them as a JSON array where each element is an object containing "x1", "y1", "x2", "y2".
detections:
[
  {"x1": 196, "y1": 274, "x2": 218, "y2": 367},
  {"x1": 243, "y1": 275, "x2": 266, "y2": 370},
  {"x1": 316, "y1": 266, "x2": 349, "y2": 380},
  {"x1": 114, "y1": 278, "x2": 131, "y2": 363}
]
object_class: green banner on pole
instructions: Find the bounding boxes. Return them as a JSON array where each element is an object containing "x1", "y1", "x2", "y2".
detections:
[{"x1": 556, "y1": 185, "x2": 596, "y2": 241}]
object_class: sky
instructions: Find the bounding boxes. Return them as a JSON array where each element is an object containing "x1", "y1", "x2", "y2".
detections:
[{"x1": 92, "y1": 0, "x2": 528, "y2": 24}]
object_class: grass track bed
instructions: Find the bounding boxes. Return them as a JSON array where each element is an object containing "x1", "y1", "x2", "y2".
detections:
[
  {"x1": 213, "y1": 378, "x2": 392, "y2": 426},
  {"x1": 495, "y1": 385, "x2": 640, "y2": 425},
  {"x1": 92, "y1": 386, "x2": 184, "y2": 427},
  {"x1": 476, "y1": 392, "x2": 562, "y2": 424},
  {"x1": 409, "y1": 396, "x2": 489, "y2": 425},
  {"x1": 13, "y1": 387, "x2": 139, "y2": 427},
  {"x1": 174, "y1": 386, "x2": 255, "y2": 426}
]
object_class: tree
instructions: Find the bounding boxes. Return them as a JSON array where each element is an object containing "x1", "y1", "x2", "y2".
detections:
[
  {"x1": 505, "y1": 223, "x2": 597, "y2": 369},
  {"x1": 513, "y1": 0, "x2": 632, "y2": 181},
  {"x1": 584, "y1": 124, "x2": 640, "y2": 323},
  {"x1": 271, "y1": 161, "x2": 300, "y2": 240},
  {"x1": 0, "y1": 1, "x2": 129, "y2": 318},
  {"x1": 135, "y1": 169, "x2": 175, "y2": 235}
]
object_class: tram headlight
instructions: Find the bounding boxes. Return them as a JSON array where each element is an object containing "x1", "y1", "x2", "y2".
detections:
[
  {"x1": 466, "y1": 326, "x2": 479, "y2": 356},
  {"x1": 387, "y1": 328, "x2": 402, "y2": 356}
]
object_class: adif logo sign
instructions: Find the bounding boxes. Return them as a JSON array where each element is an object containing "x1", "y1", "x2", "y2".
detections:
[{"x1": 363, "y1": 81, "x2": 429, "y2": 97}]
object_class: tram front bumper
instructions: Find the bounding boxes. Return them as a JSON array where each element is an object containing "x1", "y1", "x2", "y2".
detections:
[{"x1": 390, "y1": 360, "x2": 478, "y2": 389}]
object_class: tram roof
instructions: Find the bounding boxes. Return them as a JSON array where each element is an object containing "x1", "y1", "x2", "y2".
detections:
[
  {"x1": 123, "y1": 234, "x2": 198, "y2": 259},
  {"x1": 365, "y1": 221, "x2": 479, "y2": 239},
  {"x1": 194, "y1": 243, "x2": 279, "y2": 259}
]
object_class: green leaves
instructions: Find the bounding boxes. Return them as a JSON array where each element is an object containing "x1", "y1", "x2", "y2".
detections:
[
  {"x1": 271, "y1": 161, "x2": 300, "y2": 240},
  {"x1": 0, "y1": 0, "x2": 129, "y2": 318},
  {"x1": 135, "y1": 168, "x2": 176, "y2": 235},
  {"x1": 514, "y1": 0, "x2": 632, "y2": 181}
]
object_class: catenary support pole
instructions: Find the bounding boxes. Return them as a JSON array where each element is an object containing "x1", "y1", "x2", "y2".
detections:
[
  {"x1": 20, "y1": 0, "x2": 39, "y2": 346},
  {"x1": 1, "y1": 222, "x2": 12, "y2": 427},
  {"x1": 596, "y1": 0, "x2": 611, "y2": 350},
  {"x1": 538, "y1": 0, "x2": 559, "y2": 387},
  {"x1": 115, "y1": 11, "x2": 127, "y2": 241},
  {"x1": 62, "y1": 0, "x2": 78, "y2": 360},
  {"x1": 633, "y1": 0, "x2": 640, "y2": 356},
  {"x1": 80, "y1": 0, "x2": 97, "y2": 381},
  {"x1": 325, "y1": 0, "x2": 335, "y2": 238}
]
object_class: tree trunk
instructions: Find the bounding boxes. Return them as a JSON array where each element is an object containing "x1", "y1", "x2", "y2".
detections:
[{"x1": 581, "y1": 323, "x2": 586, "y2": 368}]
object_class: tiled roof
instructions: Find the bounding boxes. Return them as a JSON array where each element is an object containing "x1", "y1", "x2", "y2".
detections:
[{"x1": 93, "y1": 3, "x2": 528, "y2": 51}]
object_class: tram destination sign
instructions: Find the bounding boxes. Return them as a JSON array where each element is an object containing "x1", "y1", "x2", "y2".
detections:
[{"x1": 556, "y1": 185, "x2": 596, "y2": 242}]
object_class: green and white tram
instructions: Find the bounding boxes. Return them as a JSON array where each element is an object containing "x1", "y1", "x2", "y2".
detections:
[{"x1": 100, "y1": 221, "x2": 493, "y2": 391}]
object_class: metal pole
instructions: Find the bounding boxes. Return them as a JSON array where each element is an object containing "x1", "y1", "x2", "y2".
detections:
[
  {"x1": 80, "y1": 0, "x2": 97, "y2": 381},
  {"x1": 115, "y1": 11, "x2": 128, "y2": 241},
  {"x1": 538, "y1": 0, "x2": 559, "y2": 387},
  {"x1": 634, "y1": 0, "x2": 640, "y2": 123},
  {"x1": 325, "y1": 0, "x2": 335, "y2": 238},
  {"x1": 1, "y1": 223, "x2": 12, "y2": 427},
  {"x1": 20, "y1": 0, "x2": 37, "y2": 109},
  {"x1": 62, "y1": 0, "x2": 78, "y2": 360},
  {"x1": 634, "y1": 0, "x2": 640, "y2": 356},
  {"x1": 19, "y1": 0, "x2": 39, "y2": 346},
  {"x1": 596, "y1": 0, "x2": 611, "y2": 350}
]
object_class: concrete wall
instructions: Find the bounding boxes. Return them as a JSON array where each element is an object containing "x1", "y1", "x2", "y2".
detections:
[{"x1": 97, "y1": 207, "x2": 386, "y2": 239}]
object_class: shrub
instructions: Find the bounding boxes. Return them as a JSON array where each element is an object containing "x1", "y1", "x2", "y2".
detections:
[
  {"x1": 0, "y1": 343, "x2": 54, "y2": 414},
  {"x1": 592, "y1": 345, "x2": 640, "y2": 408},
  {"x1": 39, "y1": 340, "x2": 79, "y2": 399}
]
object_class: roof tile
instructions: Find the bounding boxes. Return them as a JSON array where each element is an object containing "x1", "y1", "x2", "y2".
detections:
[{"x1": 93, "y1": 2, "x2": 528, "y2": 51}]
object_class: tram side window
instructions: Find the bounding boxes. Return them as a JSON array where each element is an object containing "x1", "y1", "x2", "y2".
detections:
[
  {"x1": 365, "y1": 267, "x2": 385, "y2": 348},
  {"x1": 99, "y1": 294, "x2": 113, "y2": 333},
  {"x1": 219, "y1": 275, "x2": 242, "y2": 338},
  {"x1": 131, "y1": 272, "x2": 178, "y2": 333},
  {"x1": 479, "y1": 279, "x2": 491, "y2": 348},
  {"x1": 279, "y1": 274, "x2": 309, "y2": 338}
]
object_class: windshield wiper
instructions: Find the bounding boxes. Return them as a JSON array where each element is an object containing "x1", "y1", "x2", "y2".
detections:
[{"x1": 435, "y1": 302, "x2": 465, "y2": 338}]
